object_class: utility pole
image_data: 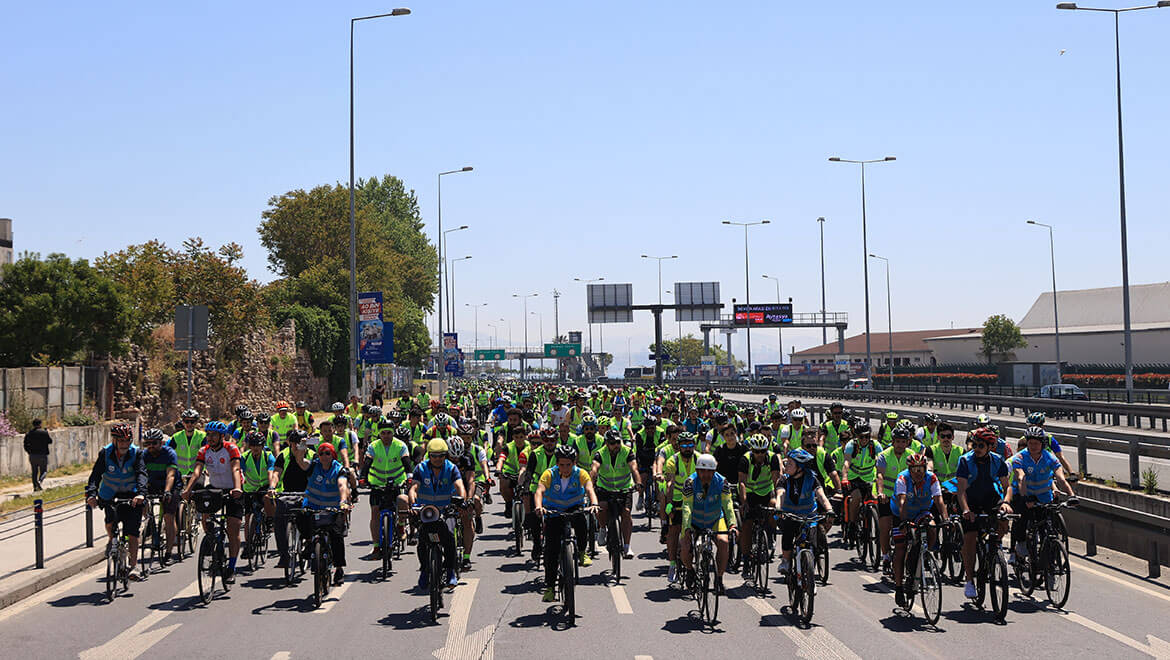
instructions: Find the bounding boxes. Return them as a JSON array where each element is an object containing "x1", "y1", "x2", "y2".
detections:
[{"x1": 552, "y1": 289, "x2": 561, "y2": 340}]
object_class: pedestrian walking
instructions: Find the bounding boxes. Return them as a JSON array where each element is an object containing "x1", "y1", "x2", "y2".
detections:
[{"x1": 23, "y1": 419, "x2": 52, "y2": 491}]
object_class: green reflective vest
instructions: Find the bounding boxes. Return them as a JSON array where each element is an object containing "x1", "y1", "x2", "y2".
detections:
[
  {"x1": 819, "y1": 419, "x2": 850, "y2": 453},
  {"x1": 844, "y1": 440, "x2": 881, "y2": 483},
  {"x1": 743, "y1": 452, "x2": 777, "y2": 496},
  {"x1": 811, "y1": 446, "x2": 834, "y2": 489},
  {"x1": 878, "y1": 447, "x2": 912, "y2": 496},
  {"x1": 242, "y1": 450, "x2": 274, "y2": 492},
  {"x1": 665, "y1": 453, "x2": 696, "y2": 502},
  {"x1": 930, "y1": 444, "x2": 962, "y2": 483},
  {"x1": 525, "y1": 446, "x2": 556, "y2": 493},
  {"x1": 594, "y1": 445, "x2": 635, "y2": 491},
  {"x1": 367, "y1": 438, "x2": 409, "y2": 487},
  {"x1": 170, "y1": 429, "x2": 205, "y2": 476},
  {"x1": 779, "y1": 424, "x2": 807, "y2": 452}
]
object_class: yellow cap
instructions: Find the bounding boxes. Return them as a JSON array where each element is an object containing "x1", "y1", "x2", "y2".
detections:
[{"x1": 427, "y1": 438, "x2": 449, "y2": 454}]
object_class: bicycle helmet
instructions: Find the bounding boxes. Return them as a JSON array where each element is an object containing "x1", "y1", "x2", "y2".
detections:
[
  {"x1": 1024, "y1": 425, "x2": 1047, "y2": 440},
  {"x1": 180, "y1": 409, "x2": 200, "y2": 421},
  {"x1": 853, "y1": 422, "x2": 872, "y2": 436},
  {"x1": 448, "y1": 437, "x2": 465, "y2": 458},
  {"x1": 896, "y1": 419, "x2": 916, "y2": 434},
  {"x1": 255, "y1": 412, "x2": 271, "y2": 423},
  {"x1": 829, "y1": 401, "x2": 844, "y2": 411},
  {"x1": 1026, "y1": 411, "x2": 1046, "y2": 425},
  {"x1": 275, "y1": 400, "x2": 291, "y2": 411},
  {"x1": 142, "y1": 428, "x2": 166, "y2": 442},
  {"x1": 540, "y1": 426, "x2": 559, "y2": 440},
  {"x1": 331, "y1": 402, "x2": 345, "y2": 413},
  {"x1": 604, "y1": 430, "x2": 623, "y2": 445},
  {"x1": 969, "y1": 427, "x2": 998, "y2": 445},
  {"x1": 885, "y1": 411, "x2": 899, "y2": 421},
  {"x1": 695, "y1": 453, "x2": 717, "y2": 471},
  {"x1": 204, "y1": 421, "x2": 222, "y2": 434},
  {"x1": 975, "y1": 413, "x2": 991, "y2": 427},
  {"x1": 892, "y1": 425, "x2": 911, "y2": 440},
  {"x1": 725, "y1": 403, "x2": 739, "y2": 415},
  {"x1": 286, "y1": 428, "x2": 308, "y2": 443},
  {"x1": 296, "y1": 400, "x2": 307, "y2": 409},
  {"x1": 786, "y1": 448, "x2": 815, "y2": 466},
  {"x1": 790, "y1": 408, "x2": 807, "y2": 421},
  {"x1": 426, "y1": 438, "x2": 449, "y2": 454},
  {"x1": 554, "y1": 444, "x2": 578, "y2": 462},
  {"x1": 747, "y1": 433, "x2": 771, "y2": 451},
  {"x1": 906, "y1": 453, "x2": 928, "y2": 469},
  {"x1": 677, "y1": 431, "x2": 697, "y2": 447},
  {"x1": 394, "y1": 425, "x2": 412, "y2": 440},
  {"x1": 238, "y1": 409, "x2": 254, "y2": 421},
  {"x1": 367, "y1": 406, "x2": 383, "y2": 417},
  {"x1": 748, "y1": 420, "x2": 763, "y2": 433},
  {"x1": 581, "y1": 415, "x2": 598, "y2": 429},
  {"x1": 457, "y1": 422, "x2": 475, "y2": 436},
  {"x1": 244, "y1": 431, "x2": 265, "y2": 446},
  {"x1": 924, "y1": 413, "x2": 940, "y2": 424},
  {"x1": 234, "y1": 404, "x2": 250, "y2": 417},
  {"x1": 648, "y1": 405, "x2": 662, "y2": 416}
]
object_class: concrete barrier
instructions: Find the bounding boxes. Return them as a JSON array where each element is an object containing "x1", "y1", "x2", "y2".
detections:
[{"x1": 0, "y1": 423, "x2": 114, "y2": 477}]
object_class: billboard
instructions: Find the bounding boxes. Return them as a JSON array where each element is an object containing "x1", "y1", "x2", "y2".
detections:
[
  {"x1": 754, "y1": 364, "x2": 782, "y2": 376},
  {"x1": 568, "y1": 331, "x2": 582, "y2": 345},
  {"x1": 733, "y1": 303, "x2": 793, "y2": 326},
  {"x1": 587, "y1": 283, "x2": 633, "y2": 323},
  {"x1": 442, "y1": 332, "x2": 460, "y2": 373},
  {"x1": 359, "y1": 292, "x2": 394, "y2": 363},
  {"x1": 673, "y1": 281, "x2": 722, "y2": 322}
]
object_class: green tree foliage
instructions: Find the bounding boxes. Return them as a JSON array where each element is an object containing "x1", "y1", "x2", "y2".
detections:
[
  {"x1": 96, "y1": 239, "x2": 268, "y2": 350},
  {"x1": 647, "y1": 334, "x2": 743, "y2": 369},
  {"x1": 0, "y1": 253, "x2": 132, "y2": 366},
  {"x1": 257, "y1": 175, "x2": 437, "y2": 376},
  {"x1": 980, "y1": 314, "x2": 1027, "y2": 363},
  {"x1": 274, "y1": 304, "x2": 341, "y2": 377}
]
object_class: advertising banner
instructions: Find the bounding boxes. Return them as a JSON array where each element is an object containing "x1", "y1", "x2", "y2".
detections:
[{"x1": 358, "y1": 292, "x2": 394, "y2": 364}]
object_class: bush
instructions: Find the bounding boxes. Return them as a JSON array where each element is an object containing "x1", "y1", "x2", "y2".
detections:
[
  {"x1": 3, "y1": 392, "x2": 36, "y2": 434},
  {"x1": 61, "y1": 411, "x2": 97, "y2": 427},
  {"x1": 0, "y1": 410, "x2": 16, "y2": 436},
  {"x1": 1142, "y1": 467, "x2": 1159, "y2": 495}
]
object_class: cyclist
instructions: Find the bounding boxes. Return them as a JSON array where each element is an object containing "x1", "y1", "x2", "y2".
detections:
[
  {"x1": 520, "y1": 429, "x2": 561, "y2": 563},
  {"x1": 1008, "y1": 425, "x2": 1077, "y2": 564},
  {"x1": 141, "y1": 428, "x2": 180, "y2": 563},
  {"x1": 294, "y1": 400, "x2": 314, "y2": 431},
  {"x1": 408, "y1": 439, "x2": 466, "y2": 592},
  {"x1": 661, "y1": 431, "x2": 698, "y2": 584},
  {"x1": 546, "y1": 395, "x2": 570, "y2": 428},
  {"x1": 713, "y1": 424, "x2": 748, "y2": 486},
  {"x1": 180, "y1": 421, "x2": 244, "y2": 583},
  {"x1": 738, "y1": 433, "x2": 781, "y2": 573},
  {"x1": 777, "y1": 408, "x2": 809, "y2": 452},
  {"x1": 678, "y1": 453, "x2": 737, "y2": 596},
  {"x1": 818, "y1": 402, "x2": 851, "y2": 453},
  {"x1": 416, "y1": 384, "x2": 431, "y2": 409},
  {"x1": 448, "y1": 437, "x2": 480, "y2": 570},
  {"x1": 316, "y1": 418, "x2": 352, "y2": 473},
  {"x1": 254, "y1": 413, "x2": 281, "y2": 453},
  {"x1": 917, "y1": 414, "x2": 941, "y2": 448},
  {"x1": 955, "y1": 426, "x2": 1013, "y2": 599},
  {"x1": 777, "y1": 448, "x2": 834, "y2": 575},
  {"x1": 570, "y1": 416, "x2": 605, "y2": 469},
  {"x1": 703, "y1": 412, "x2": 731, "y2": 451},
  {"x1": 271, "y1": 401, "x2": 298, "y2": 444},
  {"x1": 86, "y1": 422, "x2": 147, "y2": 580},
  {"x1": 591, "y1": 429, "x2": 640, "y2": 559},
  {"x1": 534, "y1": 444, "x2": 599, "y2": 602},
  {"x1": 402, "y1": 407, "x2": 429, "y2": 463},
  {"x1": 295, "y1": 442, "x2": 352, "y2": 586},
  {"x1": 273, "y1": 429, "x2": 315, "y2": 569},
  {"x1": 927, "y1": 422, "x2": 962, "y2": 492},
  {"x1": 331, "y1": 415, "x2": 363, "y2": 468},
  {"x1": 877, "y1": 411, "x2": 900, "y2": 444},
  {"x1": 457, "y1": 419, "x2": 491, "y2": 533},
  {"x1": 1024, "y1": 411, "x2": 1074, "y2": 477},
  {"x1": 800, "y1": 432, "x2": 841, "y2": 536},
  {"x1": 632, "y1": 416, "x2": 663, "y2": 511},
  {"x1": 239, "y1": 431, "x2": 277, "y2": 560},
  {"x1": 360, "y1": 418, "x2": 413, "y2": 559},
  {"x1": 231, "y1": 409, "x2": 255, "y2": 441},
  {"x1": 169, "y1": 409, "x2": 205, "y2": 481},
  {"x1": 346, "y1": 394, "x2": 363, "y2": 421},
  {"x1": 495, "y1": 426, "x2": 530, "y2": 520},
  {"x1": 890, "y1": 453, "x2": 946, "y2": 609},
  {"x1": 874, "y1": 425, "x2": 915, "y2": 569}
]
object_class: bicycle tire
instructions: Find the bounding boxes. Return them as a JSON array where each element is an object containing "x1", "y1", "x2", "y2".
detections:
[
  {"x1": 919, "y1": 550, "x2": 943, "y2": 625},
  {"x1": 974, "y1": 545, "x2": 988, "y2": 608},
  {"x1": 216, "y1": 536, "x2": 229, "y2": 593},
  {"x1": 696, "y1": 550, "x2": 711, "y2": 624},
  {"x1": 105, "y1": 542, "x2": 117, "y2": 603},
  {"x1": 119, "y1": 541, "x2": 129, "y2": 592},
  {"x1": 815, "y1": 530, "x2": 830, "y2": 587},
  {"x1": 1044, "y1": 537, "x2": 1071, "y2": 609},
  {"x1": 285, "y1": 523, "x2": 300, "y2": 585},
  {"x1": 990, "y1": 547, "x2": 1010, "y2": 621},
  {"x1": 512, "y1": 501, "x2": 524, "y2": 555},
  {"x1": 258, "y1": 524, "x2": 270, "y2": 568},
  {"x1": 755, "y1": 528, "x2": 770, "y2": 593},
  {"x1": 561, "y1": 538, "x2": 576, "y2": 623},
  {"x1": 197, "y1": 536, "x2": 215, "y2": 604},
  {"x1": 429, "y1": 545, "x2": 443, "y2": 622},
  {"x1": 706, "y1": 547, "x2": 719, "y2": 625},
  {"x1": 799, "y1": 549, "x2": 815, "y2": 626},
  {"x1": 381, "y1": 511, "x2": 394, "y2": 580},
  {"x1": 854, "y1": 520, "x2": 869, "y2": 566},
  {"x1": 312, "y1": 537, "x2": 328, "y2": 608},
  {"x1": 608, "y1": 517, "x2": 621, "y2": 583},
  {"x1": 864, "y1": 508, "x2": 881, "y2": 572},
  {"x1": 139, "y1": 515, "x2": 155, "y2": 577},
  {"x1": 1017, "y1": 537, "x2": 1037, "y2": 596},
  {"x1": 155, "y1": 506, "x2": 169, "y2": 568}
]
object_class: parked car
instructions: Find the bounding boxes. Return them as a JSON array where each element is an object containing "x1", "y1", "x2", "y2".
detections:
[
  {"x1": 758, "y1": 375, "x2": 779, "y2": 386},
  {"x1": 1036, "y1": 383, "x2": 1088, "y2": 401},
  {"x1": 845, "y1": 378, "x2": 873, "y2": 390}
]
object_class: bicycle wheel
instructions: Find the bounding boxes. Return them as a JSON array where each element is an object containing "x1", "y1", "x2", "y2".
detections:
[
  {"x1": 139, "y1": 515, "x2": 155, "y2": 577},
  {"x1": 815, "y1": 532, "x2": 830, "y2": 587},
  {"x1": 105, "y1": 542, "x2": 117, "y2": 603},
  {"x1": 119, "y1": 542, "x2": 129, "y2": 592},
  {"x1": 197, "y1": 536, "x2": 216, "y2": 604},
  {"x1": 512, "y1": 501, "x2": 524, "y2": 555},
  {"x1": 381, "y1": 512, "x2": 394, "y2": 580},
  {"x1": 695, "y1": 552, "x2": 711, "y2": 624},
  {"x1": 257, "y1": 524, "x2": 270, "y2": 568},
  {"x1": 705, "y1": 548, "x2": 719, "y2": 625},
  {"x1": 854, "y1": 520, "x2": 869, "y2": 566},
  {"x1": 429, "y1": 545, "x2": 444, "y2": 622},
  {"x1": 755, "y1": 529, "x2": 770, "y2": 592},
  {"x1": 1017, "y1": 541, "x2": 1036, "y2": 596},
  {"x1": 181, "y1": 505, "x2": 197, "y2": 557},
  {"x1": 974, "y1": 546, "x2": 988, "y2": 608},
  {"x1": 285, "y1": 523, "x2": 300, "y2": 586},
  {"x1": 155, "y1": 508, "x2": 169, "y2": 568},
  {"x1": 990, "y1": 547, "x2": 1010, "y2": 621},
  {"x1": 1043, "y1": 537, "x2": 1071, "y2": 609},
  {"x1": 608, "y1": 517, "x2": 621, "y2": 582},
  {"x1": 561, "y1": 539, "x2": 576, "y2": 623},
  {"x1": 799, "y1": 550, "x2": 816, "y2": 626},
  {"x1": 918, "y1": 551, "x2": 943, "y2": 625},
  {"x1": 864, "y1": 508, "x2": 880, "y2": 572},
  {"x1": 215, "y1": 537, "x2": 229, "y2": 593},
  {"x1": 312, "y1": 537, "x2": 328, "y2": 608}
]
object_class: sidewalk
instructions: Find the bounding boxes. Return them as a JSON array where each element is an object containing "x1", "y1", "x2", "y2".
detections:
[
  {"x1": 0, "y1": 471, "x2": 91, "y2": 500},
  {"x1": 0, "y1": 473, "x2": 103, "y2": 610}
]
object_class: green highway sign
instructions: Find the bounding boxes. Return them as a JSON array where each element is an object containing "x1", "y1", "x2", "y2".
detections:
[
  {"x1": 544, "y1": 343, "x2": 582, "y2": 358},
  {"x1": 474, "y1": 349, "x2": 506, "y2": 360}
]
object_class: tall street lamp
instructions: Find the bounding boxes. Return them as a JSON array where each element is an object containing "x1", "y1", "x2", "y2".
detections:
[
  {"x1": 640, "y1": 255, "x2": 678, "y2": 305},
  {"x1": 817, "y1": 216, "x2": 828, "y2": 346},
  {"x1": 466, "y1": 301, "x2": 488, "y2": 354},
  {"x1": 348, "y1": 7, "x2": 411, "y2": 397},
  {"x1": 449, "y1": 255, "x2": 471, "y2": 329},
  {"x1": 573, "y1": 277, "x2": 604, "y2": 354},
  {"x1": 486, "y1": 322, "x2": 498, "y2": 349},
  {"x1": 762, "y1": 275, "x2": 784, "y2": 364},
  {"x1": 514, "y1": 293, "x2": 538, "y2": 379},
  {"x1": 869, "y1": 253, "x2": 894, "y2": 387},
  {"x1": 1027, "y1": 220, "x2": 1063, "y2": 382},
  {"x1": 436, "y1": 168, "x2": 472, "y2": 391},
  {"x1": 1056, "y1": 1, "x2": 1169, "y2": 401},
  {"x1": 722, "y1": 220, "x2": 770, "y2": 377},
  {"x1": 829, "y1": 155, "x2": 896, "y2": 381}
]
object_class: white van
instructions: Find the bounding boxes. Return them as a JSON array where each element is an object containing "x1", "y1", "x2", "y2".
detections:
[{"x1": 845, "y1": 378, "x2": 873, "y2": 390}]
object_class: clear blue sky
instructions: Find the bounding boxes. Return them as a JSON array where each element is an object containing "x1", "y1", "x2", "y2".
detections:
[{"x1": 3, "y1": 1, "x2": 1169, "y2": 374}]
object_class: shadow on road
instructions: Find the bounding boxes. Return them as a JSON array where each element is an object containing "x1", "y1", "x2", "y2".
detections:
[
  {"x1": 643, "y1": 586, "x2": 681, "y2": 603},
  {"x1": 378, "y1": 605, "x2": 439, "y2": 629},
  {"x1": 47, "y1": 589, "x2": 109, "y2": 608},
  {"x1": 250, "y1": 596, "x2": 317, "y2": 615},
  {"x1": 662, "y1": 612, "x2": 724, "y2": 635},
  {"x1": 509, "y1": 607, "x2": 574, "y2": 631},
  {"x1": 240, "y1": 576, "x2": 289, "y2": 591}
]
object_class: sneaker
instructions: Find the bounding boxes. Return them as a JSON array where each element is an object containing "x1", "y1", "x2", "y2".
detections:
[
  {"x1": 446, "y1": 570, "x2": 458, "y2": 590},
  {"x1": 658, "y1": 528, "x2": 668, "y2": 545},
  {"x1": 598, "y1": 526, "x2": 608, "y2": 547},
  {"x1": 895, "y1": 587, "x2": 907, "y2": 609},
  {"x1": 461, "y1": 556, "x2": 472, "y2": 571},
  {"x1": 241, "y1": 545, "x2": 253, "y2": 560},
  {"x1": 623, "y1": 546, "x2": 634, "y2": 560},
  {"x1": 1007, "y1": 552, "x2": 1016, "y2": 566},
  {"x1": 542, "y1": 587, "x2": 557, "y2": 602},
  {"x1": 475, "y1": 515, "x2": 484, "y2": 534},
  {"x1": 881, "y1": 552, "x2": 891, "y2": 563},
  {"x1": 223, "y1": 570, "x2": 235, "y2": 585},
  {"x1": 778, "y1": 559, "x2": 790, "y2": 574},
  {"x1": 504, "y1": 507, "x2": 513, "y2": 520},
  {"x1": 667, "y1": 564, "x2": 678, "y2": 584},
  {"x1": 964, "y1": 581, "x2": 977, "y2": 599},
  {"x1": 333, "y1": 568, "x2": 345, "y2": 586},
  {"x1": 127, "y1": 571, "x2": 144, "y2": 582},
  {"x1": 580, "y1": 552, "x2": 592, "y2": 567},
  {"x1": 417, "y1": 571, "x2": 429, "y2": 591}
]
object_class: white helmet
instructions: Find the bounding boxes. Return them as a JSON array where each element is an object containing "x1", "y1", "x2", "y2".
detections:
[
  {"x1": 790, "y1": 408, "x2": 807, "y2": 421},
  {"x1": 331, "y1": 402, "x2": 345, "y2": 412},
  {"x1": 695, "y1": 453, "x2": 718, "y2": 471}
]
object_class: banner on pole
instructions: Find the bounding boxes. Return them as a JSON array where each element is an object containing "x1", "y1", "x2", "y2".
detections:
[{"x1": 358, "y1": 292, "x2": 394, "y2": 364}]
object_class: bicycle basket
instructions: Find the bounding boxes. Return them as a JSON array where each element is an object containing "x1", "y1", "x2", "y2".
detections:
[{"x1": 193, "y1": 490, "x2": 224, "y2": 514}]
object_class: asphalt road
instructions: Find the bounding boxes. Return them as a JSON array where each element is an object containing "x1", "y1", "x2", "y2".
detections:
[{"x1": 3, "y1": 491, "x2": 1170, "y2": 660}]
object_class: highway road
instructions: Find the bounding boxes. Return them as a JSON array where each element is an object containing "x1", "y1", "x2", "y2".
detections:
[{"x1": 3, "y1": 494, "x2": 1169, "y2": 660}]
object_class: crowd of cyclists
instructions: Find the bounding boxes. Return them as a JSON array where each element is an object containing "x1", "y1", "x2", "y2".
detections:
[{"x1": 83, "y1": 381, "x2": 1079, "y2": 624}]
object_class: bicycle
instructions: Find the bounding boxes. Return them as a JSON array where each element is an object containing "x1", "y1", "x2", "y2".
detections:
[
  {"x1": 938, "y1": 514, "x2": 965, "y2": 584},
  {"x1": 600, "y1": 488, "x2": 633, "y2": 583},
  {"x1": 178, "y1": 492, "x2": 199, "y2": 559},
  {"x1": 687, "y1": 526, "x2": 725, "y2": 627},
  {"x1": 543, "y1": 507, "x2": 586, "y2": 625},
  {"x1": 370, "y1": 486, "x2": 405, "y2": 580},
  {"x1": 416, "y1": 500, "x2": 464, "y2": 623},
  {"x1": 277, "y1": 491, "x2": 307, "y2": 586},
  {"x1": 243, "y1": 492, "x2": 271, "y2": 572},
  {"x1": 1015, "y1": 499, "x2": 1074, "y2": 608},
  {"x1": 783, "y1": 512, "x2": 825, "y2": 626},
  {"x1": 504, "y1": 477, "x2": 525, "y2": 556},
  {"x1": 99, "y1": 497, "x2": 137, "y2": 602},
  {"x1": 898, "y1": 517, "x2": 943, "y2": 625},
  {"x1": 969, "y1": 511, "x2": 1016, "y2": 621},
  {"x1": 741, "y1": 506, "x2": 775, "y2": 594},
  {"x1": 640, "y1": 470, "x2": 659, "y2": 531},
  {"x1": 192, "y1": 489, "x2": 232, "y2": 604},
  {"x1": 139, "y1": 495, "x2": 168, "y2": 575},
  {"x1": 299, "y1": 506, "x2": 344, "y2": 609}
]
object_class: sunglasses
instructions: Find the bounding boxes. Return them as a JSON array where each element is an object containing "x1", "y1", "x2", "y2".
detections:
[
  {"x1": 971, "y1": 442, "x2": 988, "y2": 449},
  {"x1": 429, "y1": 452, "x2": 448, "y2": 459},
  {"x1": 319, "y1": 451, "x2": 334, "y2": 457},
  {"x1": 679, "y1": 443, "x2": 695, "y2": 449},
  {"x1": 940, "y1": 433, "x2": 954, "y2": 439}
]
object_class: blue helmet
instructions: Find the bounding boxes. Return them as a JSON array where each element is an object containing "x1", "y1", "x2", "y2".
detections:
[
  {"x1": 786, "y1": 448, "x2": 815, "y2": 466},
  {"x1": 205, "y1": 420, "x2": 229, "y2": 435},
  {"x1": 649, "y1": 405, "x2": 663, "y2": 416}
]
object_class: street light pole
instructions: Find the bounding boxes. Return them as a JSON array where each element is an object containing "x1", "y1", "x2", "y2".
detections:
[
  {"x1": 513, "y1": 293, "x2": 538, "y2": 379},
  {"x1": 573, "y1": 277, "x2": 604, "y2": 355},
  {"x1": 640, "y1": 255, "x2": 678, "y2": 306},
  {"x1": 449, "y1": 255, "x2": 471, "y2": 330},
  {"x1": 348, "y1": 7, "x2": 411, "y2": 398},
  {"x1": 436, "y1": 168, "x2": 472, "y2": 392},
  {"x1": 722, "y1": 221, "x2": 770, "y2": 378},
  {"x1": 1056, "y1": 1, "x2": 1169, "y2": 401},
  {"x1": 440, "y1": 223, "x2": 468, "y2": 333},
  {"x1": 1028, "y1": 221, "x2": 1063, "y2": 382},
  {"x1": 869, "y1": 253, "x2": 893, "y2": 387},
  {"x1": 830, "y1": 156, "x2": 896, "y2": 382},
  {"x1": 817, "y1": 216, "x2": 828, "y2": 346}
]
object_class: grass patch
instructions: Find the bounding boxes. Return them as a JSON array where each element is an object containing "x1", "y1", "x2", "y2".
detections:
[
  {"x1": 0, "y1": 482, "x2": 87, "y2": 515},
  {"x1": 0, "y1": 462, "x2": 91, "y2": 490}
]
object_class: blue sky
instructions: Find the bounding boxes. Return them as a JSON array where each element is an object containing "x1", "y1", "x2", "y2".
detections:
[{"x1": 3, "y1": 1, "x2": 1168, "y2": 374}]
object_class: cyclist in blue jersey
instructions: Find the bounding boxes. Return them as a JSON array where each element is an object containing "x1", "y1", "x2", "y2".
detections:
[
  {"x1": 890, "y1": 453, "x2": 946, "y2": 609},
  {"x1": 1007, "y1": 426, "x2": 1077, "y2": 563},
  {"x1": 409, "y1": 439, "x2": 467, "y2": 592},
  {"x1": 777, "y1": 449, "x2": 834, "y2": 575}
]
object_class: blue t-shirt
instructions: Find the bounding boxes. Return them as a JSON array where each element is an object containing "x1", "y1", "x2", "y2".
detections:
[
  {"x1": 144, "y1": 446, "x2": 179, "y2": 493},
  {"x1": 955, "y1": 451, "x2": 1009, "y2": 505},
  {"x1": 1013, "y1": 449, "x2": 1062, "y2": 503},
  {"x1": 412, "y1": 461, "x2": 463, "y2": 507}
]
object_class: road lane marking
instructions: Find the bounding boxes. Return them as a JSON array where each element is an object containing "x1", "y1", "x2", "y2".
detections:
[
  {"x1": 79, "y1": 579, "x2": 197, "y2": 660},
  {"x1": 270, "y1": 653, "x2": 291, "y2": 660},
  {"x1": 434, "y1": 578, "x2": 494, "y2": 660},
  {"x1": 635, "y1": 656, "x2": 653, "y2": 660},
  {"x1": 314, "y1": 577, "x2": 354, "y2": 614},
  {"x1": 610, "y1": 584, "x2": 633, "y2": 614},
  {"x1": 741, "y1": 592, "x2": 862, "y2": 659},
  {"x1": 1071, "y1": 559, "x2": 1170, "y2": 605},
  {"x1": 1060, "y1": 611, "x2": 1170, "y2": 658}
]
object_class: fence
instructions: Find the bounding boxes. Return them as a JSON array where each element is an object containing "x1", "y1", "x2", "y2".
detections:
[{"x1": 1, "y1": 367, "x2": 84, "y2": 417}]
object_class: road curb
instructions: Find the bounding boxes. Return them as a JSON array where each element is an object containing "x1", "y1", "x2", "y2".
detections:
[{"x1": 0, "y1": 547, "x2": 105, "y2": 611}]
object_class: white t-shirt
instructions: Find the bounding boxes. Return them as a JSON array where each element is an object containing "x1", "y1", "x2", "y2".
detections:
[{"x1": 197, "y1": 442, "x2": 241, "y2": 489}]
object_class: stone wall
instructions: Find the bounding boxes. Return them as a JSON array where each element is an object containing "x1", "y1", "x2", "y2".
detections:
[
  {"x1": 0, "y1": 422, "x2": 116, "y2": 476},
  {"x1": 108, "y1": 319, "x2": 330, "y2": 427}
]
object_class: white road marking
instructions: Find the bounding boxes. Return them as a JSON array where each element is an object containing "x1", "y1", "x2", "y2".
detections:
[
  {"x1": 79, "y1": 579, "x2": 198, "y2": 660},
  {"x1": 0, "y1": 563, "x2": 105, "y2": 623},
  {"x1": 270, "y1": 653, "x2": 291, "y2": 660},
  {"x1": 1071, "y1": 559, "x2": 1170, "y2": 605},
  {"x1": 314, "y1": 577, "x2": 354, "y2": 614},
  {"x1": 1060, "y1": 611, "x2": 1170, "y2": 658},
  {"x1": 741, "y1": 592, "x2": 863, "y2": 659},
  {"x1": 635, "y1": 656, "x2": 654, "y2": 660},
  {"x1": 610, "y1": 584, "x2": 633, "y2": 614},
  {"x1": 433, "y1": 578, "x2": 494, "y2": 660}
]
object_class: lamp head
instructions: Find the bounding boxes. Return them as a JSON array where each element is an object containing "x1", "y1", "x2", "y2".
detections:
[
  {"x1": 884, "y1": 156, "x2": 896, "y2": 161},
  {"x1": 391, "y1": 8, "x2": 411, "y2": 16},
  {"x1": 828, "y1": 157, "x2": 842, "y2": 162},
  {"x1": 461, "y1": 166, "x2": 473, "y2": 171},
  {"x1": 1056, "y1": 3, "x2": 1077, "y2": 9}
]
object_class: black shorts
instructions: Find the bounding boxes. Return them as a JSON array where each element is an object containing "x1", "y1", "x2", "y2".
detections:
[
  {"x1": 596, "y1": 489, "x2": 631, "y2": 509},
  {"x1": 195, "y1": 488, "x2": 244, "y2": 520},
  {"x1": 146, "y1": 489, "x2": 180, "y2": 515},
  {"x1": 878, "y1": 497, "x2": 893, "y2": 519},
  {"x1": 744, "y1": 492, "x2": 774, "y2": 520},
  {"x1": 102, "y1": 500, "x2": 144, "y2": 537},
  {"x1": 779, "y1": 517, "x2": 802, "y2": 552},
  {"x1": 668, "y1": 501, "x2": 683, "y2": 526},
  {"x1": 960, "y1": 497, "x2": 1002, "y2": 534},
  {"x1": 847, "y1": 479, "x2": 875, "y2": 499},
  {"x1": 369, "y1": 484, "x2": 402, "y2": 509},
  {"x1": 242, "y1": 490, "x2": 270, "y2": 514}
]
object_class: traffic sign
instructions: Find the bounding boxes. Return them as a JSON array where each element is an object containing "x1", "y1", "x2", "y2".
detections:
[
  {"x1": 545, "y1": 343, "x2": 582, "y2": 357},
  {"x1": 474, "y1": 349, "x2": 506, "y2": 361},
  {"x1": 649, "y1": 349, "x2": 672, "y2": 362}
]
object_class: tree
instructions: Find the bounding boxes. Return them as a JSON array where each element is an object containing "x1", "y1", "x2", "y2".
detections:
[
  {"x1": 980, "y1": 314, "x2": 1027, "y2": 363},
  {"x1": 0, "y1": 253, "x2": 131, "y2": 366},
  {"x1": 647, "y1": 334, "x2": 743, "y2": 369}
]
